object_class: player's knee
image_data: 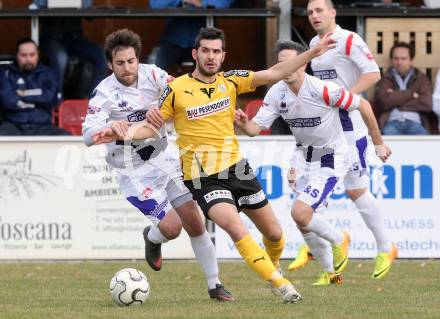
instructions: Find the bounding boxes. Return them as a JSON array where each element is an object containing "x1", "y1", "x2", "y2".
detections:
[
  {"x1": 226, "y1": 222, "x2": 248, "y2": 242},
  {"x1": 159, "y1": 220, "x2": 182, "y2": 240},
  {"x1": 346, "y1": 188, "x2": 367, "y2": 201},
  {"x1": 263, "y1": 226, "x2": 283, "y2": 242},
  {"x1": 183, "y1": 218, "x2": 205, "y2": 237},
  {"x1": 164, "y1": 225, "x2": 182, "y2": 240},
  {"x1": 291, "y1": 206, "x2": 310, "y2": 228}
]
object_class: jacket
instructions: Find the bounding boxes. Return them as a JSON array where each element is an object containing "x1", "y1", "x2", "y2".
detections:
[
  {"x1": 150, "y1": 0, "x2": 233, "y2": 48},
  {"x1": 0, "y1": 63, "x2": 59, "y2": 125},
  {"x1": 373, "y1": 67, "x2": 432, "y2": 130}
]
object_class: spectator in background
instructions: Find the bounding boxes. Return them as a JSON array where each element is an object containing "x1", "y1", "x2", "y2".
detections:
[
  {"x1": 374, "y1": 42, "x2": 432, "y2": 135},
  {"x1": 432, "y1": 71, "x2": 440, "y2": 133},
  {"x1": 0, "y1": 38, "x2": 69, "y2": 136},
  {"x1": 149, "y1": 0, "x2": 233, "y2": 72},
  {"x1": 31, "y1": 0, "x2": 107, "y2": 98}
]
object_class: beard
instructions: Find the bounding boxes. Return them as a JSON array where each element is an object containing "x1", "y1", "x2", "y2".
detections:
[
  {"x1": 196, "y1": 58, "x2": 222, "y2": 77},
  {"x1": 21, "y1": 63, "x2": 36, "y2": 72},
  {"x1": 115, "y1": 73, "x2": 137, "y2": 86}
]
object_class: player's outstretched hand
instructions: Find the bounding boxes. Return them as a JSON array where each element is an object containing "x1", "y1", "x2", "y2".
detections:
[
  {"x1": 287, "y1": 167, "x2": 297, "y2": 192},
  {"x1": 111, "y1": 120, "x2": 130, "y2": 137},
  {"x1": 147, "y1": 107, "x2": 164, "y2": 128},
  {"x1": 234, "y1": 109, "x2": 249, "y2": 128},
  {"x1": 375, "y1": 143, "x2": 392, "y2": 162},
  {"x1": 92, "y1": 128, "x2": 119, "y2": 145},
  {"x1": 311, "y1": 33, "x2": 336, "y2": 57}
]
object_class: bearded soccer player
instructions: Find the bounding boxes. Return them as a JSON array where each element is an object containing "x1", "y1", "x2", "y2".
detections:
[
  {"x1": 288, "y1": 0, "x2": 398, "y2": 282},
  {"x1": 93, "y1": 27, "x2": 336, "y2": 303},
  {"x1": 83, "y1": 28, "x2": 234, "y2": 301}
]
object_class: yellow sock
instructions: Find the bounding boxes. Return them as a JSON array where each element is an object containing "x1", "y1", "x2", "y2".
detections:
[
  {"x1": 263, "y1": 233, "x2": 285, "y2": 269},
  {"x1": 235, "y1": 234, "x2": 290, "y2": 288}
]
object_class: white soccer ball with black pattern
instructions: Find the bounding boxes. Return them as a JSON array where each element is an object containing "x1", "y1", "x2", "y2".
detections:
[{"x1": 109, "y1": 268, "x2": 150, "y2": 306}]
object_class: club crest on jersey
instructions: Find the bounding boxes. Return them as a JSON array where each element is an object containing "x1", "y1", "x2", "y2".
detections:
[
  {"x1": 200, "y1": 87, "x2": 215, "y2": 98},
  {"x1": 186, "y1": 97, "x2": 230, "y2": 120},
  {"x1": 218, "y1": 83, "x2": 226, "y2": 93},
  {"x1": 118, "y1": 100, "x2": 133, "y2": 111},
  {"x1": 310, "y1": 90, "x2": 319, "y2": 99}
]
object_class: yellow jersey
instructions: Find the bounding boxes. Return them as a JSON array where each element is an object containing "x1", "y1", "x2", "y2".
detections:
[{"x1": 159, "y1": 70, "x2": 255, "y2": 180}]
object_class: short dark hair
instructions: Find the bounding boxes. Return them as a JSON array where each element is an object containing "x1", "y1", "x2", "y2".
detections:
[
  {"x1": 390, "y1": 42, "x2": 415, "y2": 60},
  {"x1": 194, "y1": 27, "x2": 226, "y2": 51},
  {"x1": 275, "y1": 40, "x2": 307, "y2": 56},
  {"x1": 104, "y1": 28, "x2": 142, "y2": 62},
  {"x1": 307, "y1": 0, "x2": 335, "y2": 10},
  {"x1": 16, "y1": 38, "x2": 38, "y2": 53}
]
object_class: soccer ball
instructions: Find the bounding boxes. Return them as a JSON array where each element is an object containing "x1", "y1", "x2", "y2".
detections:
[{"x1": 109, "y1": 268, "x2": 150, "y2": 306}]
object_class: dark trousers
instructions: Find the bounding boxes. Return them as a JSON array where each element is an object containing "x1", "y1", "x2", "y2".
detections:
[{"x1": 0, "y1": 121, "x2": 71, "y2": 136}]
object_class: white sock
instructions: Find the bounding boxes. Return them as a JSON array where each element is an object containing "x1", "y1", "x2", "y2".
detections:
[
  {"x1": 304, "y1": 214, "x2": 344, "y2": 245},
  {"x1": 355, "y1": 191, "x2": 391, "y2": 253},
  {"x1": 190, "y1": 231, "x2": 220, "y2": 289},
  {"x1": 303, "y1": 232, "x2": 334, "y2": 273},
  {"x1": 147, "y1": 224, "x2": 169, "y2": 244}
]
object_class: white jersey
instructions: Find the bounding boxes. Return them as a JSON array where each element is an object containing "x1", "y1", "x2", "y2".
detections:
[
  {"x1": 253, "y1": 74, "x2": 360, "y2": 148},
  {"x1": 83, "y1": 64, "x2": 173, "y2": 169},
  {"x1": 310, "y1": 25, "x2": 379, "y2": 135}
]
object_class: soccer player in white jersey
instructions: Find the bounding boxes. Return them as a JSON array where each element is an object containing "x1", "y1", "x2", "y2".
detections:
[
  {"x1": 82, "y1": 29, "x2": 234, "y2": 301},
  {"x1": 288, "y1": 0, "x2": 398, "y2": 281},
  {"x1": 235, "y1": 40, "x2": 391, "y2": 285}
]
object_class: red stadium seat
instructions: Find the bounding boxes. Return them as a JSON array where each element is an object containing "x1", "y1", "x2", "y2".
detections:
[
  {"x1": 58, "y1": 99, "x2": 89, "y2": 136},
  {"x1": 244, "y1": 99, "x2": 272, "y2": 135}
]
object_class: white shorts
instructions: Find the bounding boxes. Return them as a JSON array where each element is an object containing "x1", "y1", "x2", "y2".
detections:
[
  {"x1": 117, "y1": 147, "x2": 192, "y2": 225},
  {"x1": 343, "y1": 134, "x2": 383, "y2": 190},
  {"x1": 295, "y1": 143, "x2": 349, "y2": 210}
]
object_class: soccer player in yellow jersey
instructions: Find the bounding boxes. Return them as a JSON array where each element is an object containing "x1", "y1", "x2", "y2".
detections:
[{"x1": 94, "y1": 27, "x2": 335, "y2": 303}]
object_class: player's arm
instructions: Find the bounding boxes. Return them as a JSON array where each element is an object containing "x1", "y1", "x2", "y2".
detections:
[
  {"x1": 147, "y1": 85, "x2": 175, "y2": 128},
  {"x1": 350, "y1": 72, "x2": 380, "y2": 95},
  {"x1": 125, "y1": 121, "x2": 160, "y2": 140},
  {"x1": 325, "y1": 83, "x2": 390, "y2": 161},
  {"x1": 235, "y1": 91, "x2": 281, "y2": 136},
  {"x1": 347, "y1": 34, "x2": 381, "y2": 94},
  {"x1": 251, "y1": 33, "x2": 336, "y2": 88},
  {"x1": 82, "y1": 89, "x2": 115, "y2": 146},
  {"x1": 358, "y1": 98, "x2": 391, "y2": 162},
  {"x1": 234, "y1": 109, "x2": 263, "y2": 136}
]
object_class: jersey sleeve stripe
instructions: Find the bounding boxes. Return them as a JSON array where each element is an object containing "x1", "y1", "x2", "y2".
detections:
[
  {"x1": 335, "y1": 89, "x2": 346, "y2": 107},
  {"x1": 345, "y1": 33, "x2": 354, "y2": 56},
  {"x1": 343, "y1": 93, "x2": 353, "y2": 110},
  {"x1": 226, "y1": 78, "x2": 238, "y2": 89},
  {"x1": 323, "y1": 85, "x2": 330, "y2": 106}
]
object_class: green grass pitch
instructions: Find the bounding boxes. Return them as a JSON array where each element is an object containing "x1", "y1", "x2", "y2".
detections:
[{"x1": 0, "y1": 260, "x2": 439, "y2": 319}]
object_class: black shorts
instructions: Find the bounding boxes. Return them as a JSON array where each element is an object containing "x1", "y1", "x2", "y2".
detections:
[{"x1": 183, "y1": 159, "x2": 269, "y2": 218}]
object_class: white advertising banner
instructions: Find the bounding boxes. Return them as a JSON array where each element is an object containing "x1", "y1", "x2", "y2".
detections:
[
  {"x1": 0, "y1": 137, "x2": 194, "y2": 260},
  {"x1": 215, "y1": 136, "x2": 440, "y2": 259},
  {"x1": 1, "y1": 136, "x2": 439, "y2": 259}
]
